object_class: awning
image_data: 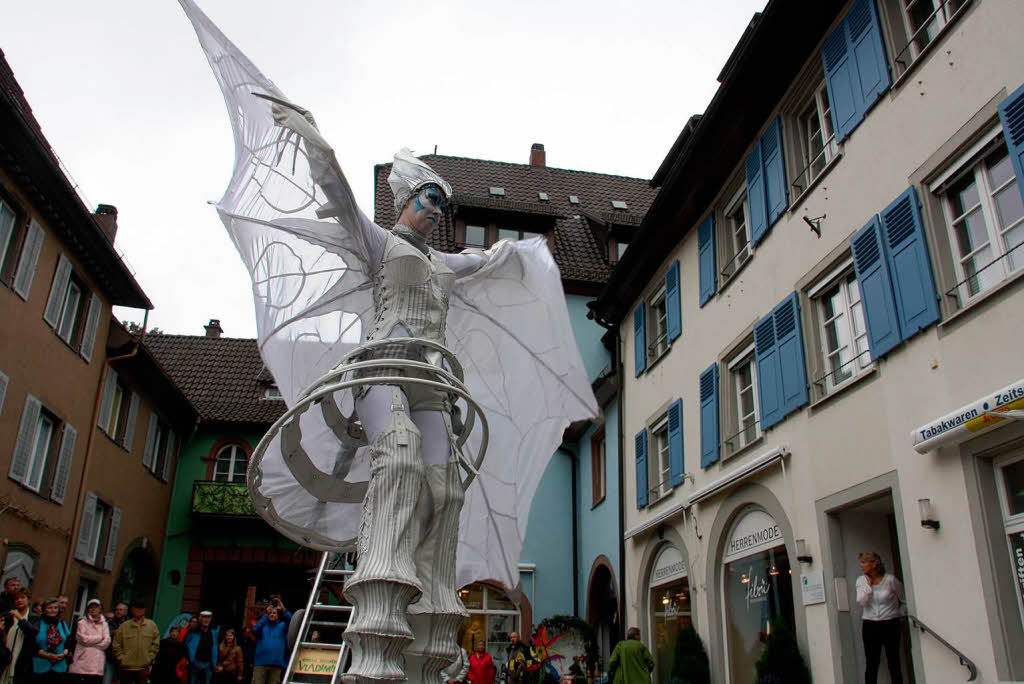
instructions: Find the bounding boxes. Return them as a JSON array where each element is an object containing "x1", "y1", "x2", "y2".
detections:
[{"x1": 911, "y1": 378, "x2": 1024, "y2": 453}]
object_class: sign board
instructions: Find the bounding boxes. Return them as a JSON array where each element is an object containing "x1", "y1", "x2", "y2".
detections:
[
  {"x1": 650, "y1": 545, "x2": 687, "y2": 587},
  {"x1": 912, "y1": 378, "x2": 1024, "y2": 453},
  {"x1": 801, "y1": 570, "x2": 826, "y2": 605},
  {"x1": 293, "y1": 648, "x2": 338, "y2": 676},
  {"x1": 1009, "y1": 530, "x2": 1024, "y2": 614},
  {"x1": 723, "y1": 510, "x2": 783, "y2": 563}
]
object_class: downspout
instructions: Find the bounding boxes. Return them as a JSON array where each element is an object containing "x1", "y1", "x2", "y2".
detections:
[
  {"x1": 615, "y1": 328, "x2": 626, "y2": 642},
  {"x1": 59, "y1": 311, "x2": 149, "y2": 594},
  {"x1": 558, "y1": 446, "x2": 580, "y2": 617}
]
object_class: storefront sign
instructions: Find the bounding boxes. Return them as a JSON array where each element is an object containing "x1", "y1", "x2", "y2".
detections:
[
  {"x1": 651, "y1": 545, "x2": 687, "y2": 587},
  {"x1": 912, "y1": 378, "x2": 1024, "y2": 453},
  {"x1": 293, "y1": 648, "x2": 338, "y2": 675},
  {"x1": 1009, "y1": 530, "x2": 1024, "y2": 611},
  {"x1": 723, "y1": 510, "x2": 783, "y2": 563},
  {"x1": 801, "y1": 570, "x2": 825, "y2": 605}
]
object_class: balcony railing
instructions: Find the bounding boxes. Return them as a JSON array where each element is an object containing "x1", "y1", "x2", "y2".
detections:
[{"x1": 191, "y1": 480, "x2": 257, "y2": 517}]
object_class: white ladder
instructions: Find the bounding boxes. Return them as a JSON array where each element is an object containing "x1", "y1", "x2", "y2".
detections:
[{"x1": 283, "y1": 552, "x2": 355, "y2": 684}]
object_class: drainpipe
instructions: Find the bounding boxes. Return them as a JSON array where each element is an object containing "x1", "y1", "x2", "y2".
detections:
[
  {"x1": 614, "y1": 329, "x2": 626, "y2": 642},
  {"x1": 559, "y1": 446, "x2": 580, "y2": 617},
  {"x1": 59, "y1": 311, "x2": 149, "y2": 595}
]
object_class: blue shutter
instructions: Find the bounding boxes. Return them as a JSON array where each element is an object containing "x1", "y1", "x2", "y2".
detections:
[
  {"x1": 699, "y1": 364, "x2": 720, "y2": 468},
  {"x1": 633, "y1": 303, "x2": 647, "y2": 377},
  {"x1": 698, "y1": 214, "x2": 717, "y2": 307},
  {"x1": 746, "y1": 145, "x2": 768, "y2": 245},
  {"x1": 880, "y1": 187, "x2": 939, "y2": 338},
  {"x1": 665, "y1": 260, "x2": 681, "y2": 341},
  {"x1": 635, "y1": 429, "x2": 649, "y2": 509},
  {"x1": 822, "y1": 20, "x2": 859, "y2": 143},
  {"x1": 847, "y1": 0, "x2": 890, "y2": 114},
  {"x1": 823, "y1": 0, "x2": 890, "y2": 142},
  {"x1": 773, "y1": 293, "x2": 810, "y2": 418},
  {"x1": 754, "y1": 312, "x2": 781, "y2": 430},
  {"x1": 762, "y1": 118, "x2": 789, "y2": 227},
  {"x1": 851, "y1": 216, "x2": 901, "y2": 359},
  {"x1": 998, "y1": 82, "x2": 1024, "y2": 204},
  {"x1": 667, "y1": 399, "x2": 684, "y2": 487}
]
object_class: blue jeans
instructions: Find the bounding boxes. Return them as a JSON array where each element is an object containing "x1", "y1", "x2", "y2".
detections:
[{"x1": 189, "y1": 663, "x2": 214, "y2": 684}]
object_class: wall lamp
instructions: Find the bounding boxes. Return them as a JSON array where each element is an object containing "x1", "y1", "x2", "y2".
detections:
[
  {"x1": 918, "y1": 498, "x2": 940, "y2": 530},
  {"x1": 795, "y1": 538, "x2": 813, "y2": 564}
]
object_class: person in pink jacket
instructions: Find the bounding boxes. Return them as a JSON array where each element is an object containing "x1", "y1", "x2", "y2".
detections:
[{"x1": 69, "y1": 599, "x2": 111, "y2": 684}]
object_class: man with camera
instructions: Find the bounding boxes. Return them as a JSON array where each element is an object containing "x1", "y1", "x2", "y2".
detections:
[{"x1": 251, "y1": 596, "x2": 291, "y2": 684}]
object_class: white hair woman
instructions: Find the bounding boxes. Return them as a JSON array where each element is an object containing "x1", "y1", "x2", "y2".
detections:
[{"x1": 856, "y1": 551, "x2": 905, "y2": 683}]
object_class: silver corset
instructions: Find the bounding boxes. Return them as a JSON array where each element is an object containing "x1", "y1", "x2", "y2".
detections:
[{"x1": 366, "y1": 228, "x2": 455, "y2": 352}]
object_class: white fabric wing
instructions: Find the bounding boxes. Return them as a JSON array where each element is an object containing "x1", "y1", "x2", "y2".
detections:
[{"x1": 180, "y1": 0, "x2": 598, "y2": 593}]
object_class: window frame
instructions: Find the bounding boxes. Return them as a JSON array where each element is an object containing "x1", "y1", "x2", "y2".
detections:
[
  {"x1": 647, "y1": 285, "x2": 669, "y2": 363},
  {"x1": 723, "y1": 341, "x2": 762, "y2": 458},
  {"x1": 933, "y1": 136, "x2": 1024, "y2": 306},
  {"x1": 791, "y1": 79, "x2": 839, "y2": 200},
  {"x1": 882, "y1": 0, "x2": 973, "y2": 82},
  {"x1": 721, "y1": 185, "x2": 752, "y2": 282},
  {"x1": 648, "y1": 413, "x2": 672, "y2": 504},
  {"x1": 455, "y1": 218, "x2": 551, "y2": 250},
  {"x1": 0, "y1": 192, "x2": 28, "y2": 286},
  {"x1": 24, "y1": 410, "x2": 59, "y2": 494},
  {"x1": 591, "y1": 426, "x2": 606, "y2": 508},
  {"x1": 807, "y1": 259, "x2": 875, "y2": 397},
  {"x1": 105, "y1": 381, "x2": 132, "y2": 443},
  {"x1": 213, "y1": 443, "x2": 249, "y2": 484}
]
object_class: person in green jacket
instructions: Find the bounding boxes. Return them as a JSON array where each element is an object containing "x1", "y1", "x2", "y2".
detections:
[{"x1": 608, "y1": 627, "x2": 654, "y2": 684}]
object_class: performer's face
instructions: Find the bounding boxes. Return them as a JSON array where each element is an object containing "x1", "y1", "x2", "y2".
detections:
[{"x1": 402, "y1": 185, "x2": 446, "y2": 236}]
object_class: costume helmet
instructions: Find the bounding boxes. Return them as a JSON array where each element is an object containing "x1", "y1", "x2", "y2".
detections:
[{"x1": 388, "y1": 148, "x2": 453, "y2": 214}]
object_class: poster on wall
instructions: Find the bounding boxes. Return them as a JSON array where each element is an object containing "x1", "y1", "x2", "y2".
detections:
[{"x1": 800, "y1": 570, "x2": 825, "y2": 605}]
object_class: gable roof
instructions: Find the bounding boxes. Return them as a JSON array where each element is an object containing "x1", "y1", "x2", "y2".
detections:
[
  {"x1": 373, "y1": 153, "x2": 656, "y2": 287},
  {"x1": 144, "y1": 334, "x2": 285, "y2": 425}
]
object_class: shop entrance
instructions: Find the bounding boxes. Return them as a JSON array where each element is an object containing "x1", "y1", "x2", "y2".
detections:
[
  {"x1": 585, "y1": 562, "x2": 618, "y2": 666},
  {"x1": 828, "y1": 493, "x2": 915, "y2": 684}
]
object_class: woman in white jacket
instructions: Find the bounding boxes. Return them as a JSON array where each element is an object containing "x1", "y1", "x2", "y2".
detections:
[
  {"x1": 68, "y1": 600, "x2": 110, "y2": 684},
  {"x1": 856, "y1": 551, "x2": 905, "y2": 683}
]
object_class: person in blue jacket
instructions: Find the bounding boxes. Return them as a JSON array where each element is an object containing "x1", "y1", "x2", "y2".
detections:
[
  {"x1": 250, "y1": 597, "x2": 291, "y2": 684},
  {"x1": 22, "y1": 597, "x2": 71, "y2": 684},
  {"x1": 184, "y1": 611, "x2": 220, "y2": 684}
]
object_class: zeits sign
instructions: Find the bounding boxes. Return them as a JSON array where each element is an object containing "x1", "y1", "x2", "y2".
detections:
[{"x1": 912, "y1": 379, "x2": 1024, "y2": 453}]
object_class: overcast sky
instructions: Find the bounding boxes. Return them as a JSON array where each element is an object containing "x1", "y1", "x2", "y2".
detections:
[{"x1": 4, "y1": 0, "x2": 765, "y2": 338}]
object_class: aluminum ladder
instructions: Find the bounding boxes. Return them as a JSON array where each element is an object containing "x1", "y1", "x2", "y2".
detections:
[{"x1": 283, "y1": 552, "x2": 355, "y2": 684}]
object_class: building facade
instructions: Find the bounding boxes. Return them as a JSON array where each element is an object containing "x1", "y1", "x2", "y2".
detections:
[
  {"x1": 591, "y1": 0, "x2": 1024, "y2": 681},
  {"x1": 0, "y1": 48, "x2": 192, "y2": 615}
]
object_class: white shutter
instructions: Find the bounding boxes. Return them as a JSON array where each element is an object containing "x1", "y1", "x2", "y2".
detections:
[
  {"x1": 50, "y1": 423, "x2": 77, "y2": 504},
  {"x1": 122, "y1": 392, "x2": 140, "y2": 451},
  {"x1": 0, "y1": 370, "x2": 8, "y2": 416},
  {"x1": 13, "y1": 219, "x2": 43, "y2": 300},
  {"x1": 103, "y1": 507, "x2": 122, "y2": 571},
  {"x1": 43, "y1": 253, "x2": 72, "y2": 327},
  {"x1": 142, "y1": 412, "x2": 158, "y2": 470},
  {"x1": 75, "y1": 492, "x2": 98, "y2": 561},
  {"x1": 0, "y1": 201, "x2": 15, "y2": 267},
  {"x1": 162, "y1": 431, "x2": 176, "y2": 482},
  {"x1": 78, "y1": 293, "x2": 102, "y2": 362},
  {"x1": 9, "y1": 395, "x2": 41, "y2": 483},
  {"x1": 97, "y1": 367, "x2": 118, "y2": 431}
]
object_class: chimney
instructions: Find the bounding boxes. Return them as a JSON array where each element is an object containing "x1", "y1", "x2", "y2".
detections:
[
  {"x1": 529, "y1": 143, "x2": 546, "y2": 168},
  {"x1": 93, "y1": 204, "x2": 118, "y2": 242},
  {"x1": 204, "y1": 318, "x2": 223, "y2": 338}
]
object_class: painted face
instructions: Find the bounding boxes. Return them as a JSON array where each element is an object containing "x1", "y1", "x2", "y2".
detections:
[
  {"x1": 415, "y1": 186, "x2": 448, "y2": 216},
  {"x1": 403, "y1": 184, "x2": 447, "y2": 234}
]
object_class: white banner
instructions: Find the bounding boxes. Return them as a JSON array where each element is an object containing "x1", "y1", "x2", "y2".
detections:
[{"x1": 912, "y1": 378, "x2": 1024, "y2": 453}]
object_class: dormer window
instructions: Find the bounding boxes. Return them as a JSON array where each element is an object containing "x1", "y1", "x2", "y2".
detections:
[
  {"x1": 264, "y1": 385, "x2": 283, "y2": 400},
  {"x1": 569, "y1": 195, "x2": 580, "y2": 204},
  {"x1": 489, "y1": 187, "x2": 506, "y2": 197},
  {"x1": 611, "y1": 200, "x2": 629, "y2": 210},
  {"x1": 538, "y1": 192, "x2": 549, "y2": 201}
]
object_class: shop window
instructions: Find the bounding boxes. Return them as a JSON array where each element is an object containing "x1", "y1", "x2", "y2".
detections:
[
  {"x1": 996, "y1": 453, "x2": 1024, "y2": 630},
  {"x1": 1, "y1": 544, "x2": 38, "y2": 588},
  {"x1": 648, "y1": 545, "x2": 691, "y2": 682},
  {"x1": 9, "y1": 395, "x2": 77, "y2": 503},
  {"x1": 722, "y1": 509, "x2": 795, "y2": 684},
  {"x1": 935, "y1": 139, "x2": 1023, "y2": 304},
  {"x1": 214, "y1": 443, "x2": 248, "y2": 484},
  {"x1": 724, "y1": 342, "x2": 761, "y2": 457},
  {"x1": 807, "y1": 260, "x2": 873, "y2": 397},
  {"x1": 591, "y1": 427, "x2": 606, "y2": 507},
  {"x1": 458, "y1": 583, "x2": 520, "y2": 664}
]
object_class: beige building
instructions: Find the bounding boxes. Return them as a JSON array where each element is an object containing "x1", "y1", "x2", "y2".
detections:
[{"x1": 590, "y1": 0, "x2": 1024, "y2": 682}]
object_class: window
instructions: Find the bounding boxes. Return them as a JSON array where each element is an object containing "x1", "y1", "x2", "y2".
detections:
[
  {"x1": 43, "y1": 254, "x2": 102, "y2": 361},
  {"x1": 809, "y1": 263, "x2": 873, "y2": 395},
  {"x1": 488, "y1": 187, "x2": 506, "y2": 197},
  {"x1": 591, "y1": 427, "x2": 606, "y2": 507},
  {"x1": 634, "y1": 262, "x2": 681, "y2": 376},
  {"x1": 617, "y1": 242, "x2": 629, "y2": 260},
  {"x1": 105, "y1": 381, "x2": 130, "y2": 441},
  {"x1": 99, "y1": 370, "x2": 139, "y2": 449},
  {"x1": 1, "y1": 544, "x2": 38, "y2": 588},
  {"x1": 938, "y1": 142, "x2": 1023, "y2": 303},
  {"x1": 649, "y1": 415, "x2": 671, "y2": 503},
  {"x1": 569, "y1": 195, "x2": 580, "y2": 204},
  {"x1": 214, "y1": 444, "x2": 248, "y2": 484},
  {"x1": 648, "y1": 287, "x2": 668, "y2": 360},
  {"x1": 726, "y1": 346, "x2": 761, "y2": 454},
  {"x1": 73, "y1": 579, "x2": 98, "y2": 622},
  {"x1": 457, "y1": 583, "x2": 520, "y2": 664},
  {"x1": 753, "y1": 293, "x2": 811, "y2": 430},
  {"x1": 792, "y1": 81, "x2": 838, "y2": 198},
  {"x1": 263, "y1": 385, "x2": 283, "y2": 400},
  {"x1": 720, "y1": 187, "x2": 751, "y2": 281},
  {"x1": 822, "y1": 0, "x2": 890, "y2": 142},
  {"x1": 143, "y1": 413, "x2": 177, "y2": 481},
  {"x1": 465, "y1": 224, "x2": 487, "y2": 247},
  {"x1": 538, "y1": 192, "x2": 549, "y2": 201},
  {"x1": 74, "y1": 492, "x2": 121, "y2": 569},
  {"x1": 498, "y1": 228, "x2": 543, "y2": 242},
  {"x1": 0, "y1": 194, "x2": 27, "y2": 284},
  {"x1": 9, "y1": 395, "x2": 76, "y2": 503},
  {"x1": 887, "y1": 0, "x2": 970, "y2": 76},
  {"x1": 611, "y1": 200, "x2": 629, "y2": 210}
]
